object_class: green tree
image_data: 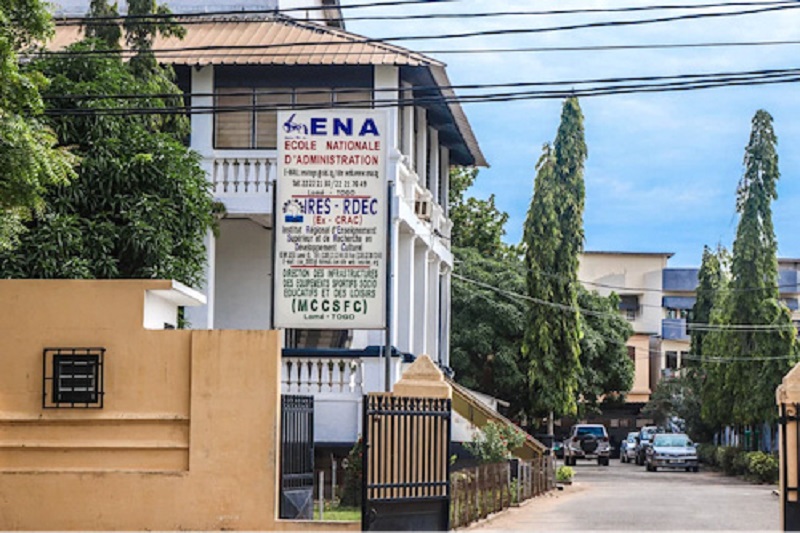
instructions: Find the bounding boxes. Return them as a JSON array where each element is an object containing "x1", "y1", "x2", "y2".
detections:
[
  {"x1": 522, "y1": 97, "x2": 587, "y2": 424},
  {"x1": 0, "y1": 0, "x2": 76, "y2": 249},
  {"x1": 576, "y1": 288, "x2": 634, "y2": 414},
  {"x1": 451, "y1": 246, "x2": 528, "y2": 418},
  {"x1": 449, "y1": 166, "x2": 527, "y2": 417},
  {"x1": 701, "y1": 110, "x2": 798, "y2": 429},
  {"x1": 448, "y1": 167, "x2": 509, "y2": 257},
  {"x1": 0, "y1": 2, "x2": 215, "y2": 286}
]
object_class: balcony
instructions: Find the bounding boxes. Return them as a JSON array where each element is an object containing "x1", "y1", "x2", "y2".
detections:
[
  {"x1": 663, "y1": 269, "x2": 699, "y2": 292},
  {"x1": 779, "y1": 268, "x2": 799, "y2": 295},
  {"x1": 662, "y1": 318, "x2": 690, "y2": 341},
  {"x1": 207, "y1": 152, "x2": 275, "y2": 215}
]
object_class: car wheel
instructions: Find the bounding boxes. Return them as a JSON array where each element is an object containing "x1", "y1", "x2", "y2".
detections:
[
  {"x1": 602, "y1": 457, "x2": 609, "y2": 466},
  {"x1": 692, "y1": 466, "x2": 699, "y2": 473}
]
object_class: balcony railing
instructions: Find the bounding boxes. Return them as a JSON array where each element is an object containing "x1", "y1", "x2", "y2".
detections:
[
  {"x1": 211, "y1": 155, "x2": 274, "y2": 196},
  {"x1": 662, "y1": 318, "x2": 690, "y2": 341},
  {"x1": 281, "y1": 357, "x2": 364, "y2": 396}
]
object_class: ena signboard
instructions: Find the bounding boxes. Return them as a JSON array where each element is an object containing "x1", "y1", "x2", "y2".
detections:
[{"x1": 274, "y1": 110, "x2": 388, "y2": 329}]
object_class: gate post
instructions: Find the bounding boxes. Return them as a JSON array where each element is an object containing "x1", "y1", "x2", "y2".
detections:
[{"x1": 777, "y1": 364, "x2": 800, "y2": 530}]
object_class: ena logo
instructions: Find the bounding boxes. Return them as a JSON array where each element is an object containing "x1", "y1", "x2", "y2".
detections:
[{"x1": 283, "y1": 113, "x2": 380, "y2": 137}]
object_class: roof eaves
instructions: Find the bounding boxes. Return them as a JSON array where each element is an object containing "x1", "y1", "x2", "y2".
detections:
[{"x1": 429, "y1": 65, "x2": 488, "y2": 168}]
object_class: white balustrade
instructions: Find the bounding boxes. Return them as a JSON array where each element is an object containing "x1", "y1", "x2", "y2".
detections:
[
  {"x1": 211, "y1": 156, "x2": 273, "y2": 196},
  {"x1": 281, "y1": 357, "x2": 364, "y2": 396}
]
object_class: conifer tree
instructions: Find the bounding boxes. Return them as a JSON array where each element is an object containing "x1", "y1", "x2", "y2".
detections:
[
  {"x1": 522, "y1": 97, "x2": 586, "y2": 423},
  {"x1": 702, "y1": 110, "x2": 798, "y2": 428}
]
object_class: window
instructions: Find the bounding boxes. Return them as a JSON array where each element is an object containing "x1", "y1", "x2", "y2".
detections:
[
  {"x1": 619, "y1": 295, "x2": 639, "y2": 321},
  {"x1": 215, "y1": 87, "x2": 373, "y2": 150},
  {"x1": 666, "y1": 351, "x2": 678, "y2": 370},
  {"x1": 667, "y1": 308, "x2": 691, "y2": 320},
  {"x1": 627, "y1": 346, "x2": 636, "y2": 363},
  {"x1": 43, "y1": 348, "x2": 105, "y2": 408}
]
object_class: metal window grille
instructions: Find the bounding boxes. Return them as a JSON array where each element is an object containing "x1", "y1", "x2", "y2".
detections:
[{"x1": 42, "y1": 348, "x2": 105, "y2": 409}]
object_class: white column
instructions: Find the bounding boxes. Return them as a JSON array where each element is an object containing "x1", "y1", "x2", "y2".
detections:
[
  {"x1": 397, "y1": 227, "x2": 416, "y2": 353},
  {"x1": 439, "y1": 146, "x2": 450, "y2": 215},
  {"x1": 428, "y1": 127, "x2": 439, "y2": 201},
  {"x1": 184, "y1": 229, "x2": 216, "y2": 329},
  {"x1": 426, "y1": 255, "x2": 441, "y2": 362},
  {"x1": 440, "y1": 265, "x2": 452, "y2": 368},
  {"x1": 374, "y1": 66, "x2": 399, "y2": 153},
  {"x1": 415, "y1": 108, "x2": 427, "y2": 181},
  {"x1": 185, "y1": 65, "x2": 216, "y2": 329},
  {"x1": 191, "y1": 66, "x2": 214, "y2": 156},
  {"x1": 413, "y1": 241, "x2": 429, "y2": 355}
]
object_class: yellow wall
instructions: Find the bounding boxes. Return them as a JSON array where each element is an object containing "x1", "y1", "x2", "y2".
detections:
[{"x1": 0, "y1": 280, "x2": 357, "y2": 531}]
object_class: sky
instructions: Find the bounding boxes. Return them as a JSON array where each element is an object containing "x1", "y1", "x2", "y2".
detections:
[{"x1": 344, "y1": 0, "x2": 800, "y2": 267}]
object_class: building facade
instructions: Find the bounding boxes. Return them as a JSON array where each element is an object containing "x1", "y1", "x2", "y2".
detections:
[
  {"x1": 579, "y1": 251, "x2": 800, "y2": 404},
  {"x1": 52, "y1": 0, "x2": 485, "y2": 448}
]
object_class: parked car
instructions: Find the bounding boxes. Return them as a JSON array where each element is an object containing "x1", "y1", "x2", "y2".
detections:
[
  {"x1": 619, "y1": 431, "x2": 639, "y2": 463},
  {"x1": 564, "y1": 424, "x2": 611, "y2": 466},
  {"x1": 645, "y1": 433, "x2": 699, "y2": 472},
  {"x1": 635, "y1": 426, "x2": 663, "y2": 466}
]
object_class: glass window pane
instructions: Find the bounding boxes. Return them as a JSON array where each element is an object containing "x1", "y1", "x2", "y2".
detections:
[
  {"x1": 335, "y1": 89, "x2": 372, "y2": 108},
  {"x1": 255, "y1": 89, "x2": 292, "y2": 149},
  {"x1": 215, "y1": 88, "x2": 253, "y2": 148},
  {"x1": 295, "y1": 88, "x2": 332, "y2": 110}
]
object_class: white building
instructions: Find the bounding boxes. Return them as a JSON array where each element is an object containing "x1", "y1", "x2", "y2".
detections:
[{"x1": 53, "y1": 0, "x2": 486, "y2": 448}]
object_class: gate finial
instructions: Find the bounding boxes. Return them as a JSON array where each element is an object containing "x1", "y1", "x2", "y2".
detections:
[{"x1": 393, "y1": 354, "x2": 452, "y2": 399}]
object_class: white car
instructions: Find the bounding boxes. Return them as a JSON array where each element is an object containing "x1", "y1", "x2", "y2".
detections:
[
  {"x1": 620, "y1": 431, "x2": 639, "y2": 463},
  {"x1": 564, "y1": 424, "x2": 611, "y2": 466}
]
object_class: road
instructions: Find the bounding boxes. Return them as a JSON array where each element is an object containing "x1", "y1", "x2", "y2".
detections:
[{"x1": 468, "y1": 458, "x2": 779, "y2": 531}]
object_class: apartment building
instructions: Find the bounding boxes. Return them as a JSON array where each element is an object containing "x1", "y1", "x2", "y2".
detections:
[{"x1": 579, "y1": 251, "x2": 800, "y2": 403}]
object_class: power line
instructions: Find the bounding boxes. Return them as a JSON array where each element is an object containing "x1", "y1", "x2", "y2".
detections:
[
  {"x1": 452, "y1": 272, "x2": 797, "y2": 332},
  {"x1": 52, "y1": 1, "x2": 800, "y2": 25},
  {"x1": 36, "y1": 72, "x2": 800, "y2": 116},
  {"x1": 40, "y1": 4, "x2": 800, "y2": 57},
  {"x1": 52, "y1": 0, "x2": 458, "y2": 24}
]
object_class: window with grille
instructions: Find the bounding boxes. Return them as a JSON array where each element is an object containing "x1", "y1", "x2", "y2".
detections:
[
  {"x1": 215, "y1": 88, "x2": 373, "y2": 150},
  {"x1": 43, "y1": 348, "x2": 105, "y2": 408}
]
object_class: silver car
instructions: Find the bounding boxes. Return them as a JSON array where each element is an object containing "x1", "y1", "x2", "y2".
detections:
[
  {"x1": 619, "y1": 431, "x2": 638, "y2": 463},
  {"x1": 645, "y1": 433, "x2": 699, "y2": 472}
]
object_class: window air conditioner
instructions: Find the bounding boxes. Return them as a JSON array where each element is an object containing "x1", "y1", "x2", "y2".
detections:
[{"x1": 415, "y1": 198, "x2": 432, "y2": 221}]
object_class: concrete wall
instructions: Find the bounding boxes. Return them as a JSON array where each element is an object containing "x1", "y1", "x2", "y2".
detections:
[{"x1": 0, "y1": 280, "x2": 355, "y2": 531}]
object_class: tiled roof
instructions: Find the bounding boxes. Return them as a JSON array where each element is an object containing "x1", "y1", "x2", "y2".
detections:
[{"x1": 50, "y1": 15, "x2": 441, "y2": 67}]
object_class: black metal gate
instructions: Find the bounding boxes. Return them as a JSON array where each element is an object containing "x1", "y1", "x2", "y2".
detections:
[
  {"x1": 362, "y1": 394, "x2": 451, "y2": 531},
  {"x1": 280, "y1": 394, "x2": 314, "y2": 520},
  {"x1": 781, "y1": 403, "x2": 800, "y2": 530}
]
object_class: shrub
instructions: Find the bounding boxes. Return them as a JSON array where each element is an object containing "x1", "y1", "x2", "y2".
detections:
[
  {"x1": 697, "y1": 443, "x2": 718, "y2": 467},
  {"x1": 340, "y1": 438, "x2": 363, "y2": 506},
  {"x1": 464, "y1": 421, "x2": 527, "y2": 464},
  {"x1": 556, "y1": 465, "x2": 574, "y2": 483},
  {"x1": 717, "y1": 446, "x2": 743, "y2": 475},
  {"x1": 732, "y1": 449, "x2": 750, "y2": 476},
  {"x1": 747, "y1": 451, "x2": 779, "y2": 484}
]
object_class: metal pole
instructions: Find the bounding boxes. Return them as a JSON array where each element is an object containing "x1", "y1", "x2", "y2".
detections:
[{"x1": 384, "y1": 181, "x2": 394, "y2": 392}]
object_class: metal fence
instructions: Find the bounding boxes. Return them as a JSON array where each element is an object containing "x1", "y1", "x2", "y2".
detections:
[
  {"x1": 362, "y1": 394, "x2": 452, "y2": 531},
  {"x1": 450, "y1": 455, "x2": 555, "y2": 529}
]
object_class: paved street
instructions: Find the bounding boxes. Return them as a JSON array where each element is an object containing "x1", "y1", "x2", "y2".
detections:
[{"x1": 468, "y1": 459, "x2": 779, "y2": 531}]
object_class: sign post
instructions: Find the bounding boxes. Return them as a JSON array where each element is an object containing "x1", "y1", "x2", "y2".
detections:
[{"x1": 274, "y1": 110, "x2": 388, "y2": 331}]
